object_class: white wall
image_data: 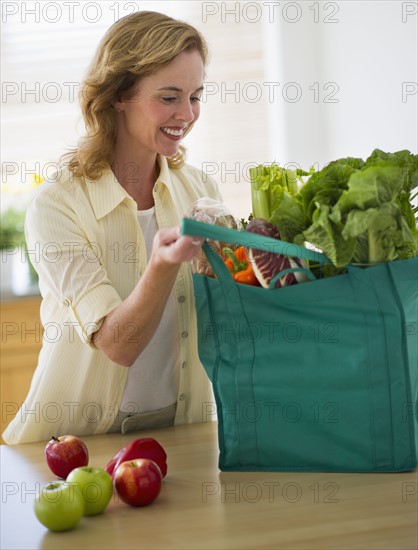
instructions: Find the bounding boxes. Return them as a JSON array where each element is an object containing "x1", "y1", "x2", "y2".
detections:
[{"x1": 270, "y1": 0, "x2": 417, "y2": 168}]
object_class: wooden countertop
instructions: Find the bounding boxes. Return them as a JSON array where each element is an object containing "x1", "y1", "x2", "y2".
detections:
[{"x1": 1, "y1": 422, "x2": 417, "y2": 550}]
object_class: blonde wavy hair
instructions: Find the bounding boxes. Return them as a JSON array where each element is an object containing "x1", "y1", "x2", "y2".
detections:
[{"x1": 63, "y1": 11, "x2": 208, "y2": 180}]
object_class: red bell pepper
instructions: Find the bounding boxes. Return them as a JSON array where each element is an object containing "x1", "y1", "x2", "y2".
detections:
[
  {"x1": 223, "y1": 246, "x2": 260, "y2": 286},
  {"x1": 104, "y1": 438, "x2": 167, "y2": 479}
]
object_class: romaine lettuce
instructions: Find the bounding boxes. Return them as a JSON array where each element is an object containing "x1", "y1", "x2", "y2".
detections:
[{"x1": 249, "y1": 149, "x2": 418, "y2": 267}]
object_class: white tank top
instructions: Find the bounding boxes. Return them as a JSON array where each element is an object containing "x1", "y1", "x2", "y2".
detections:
[{"x1": 119, "y1": 207, "x2": 180, "y2": 414}]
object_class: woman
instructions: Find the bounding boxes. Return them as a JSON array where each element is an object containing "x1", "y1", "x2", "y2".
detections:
[{"x1": 3, "y1": 11, "x2": 221, "y2": 444}]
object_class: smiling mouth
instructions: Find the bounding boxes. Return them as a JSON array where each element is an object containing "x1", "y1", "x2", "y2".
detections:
[{"x1": 160, "y1": 126, "x2": 185, "y2": 139}]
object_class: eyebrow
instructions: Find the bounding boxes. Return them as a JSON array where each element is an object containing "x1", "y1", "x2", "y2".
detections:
[{"x1": 157, "y1": 86, "x2": 204, "y2": 93}]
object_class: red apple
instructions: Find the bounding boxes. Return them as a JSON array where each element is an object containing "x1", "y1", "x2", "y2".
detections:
[
  {"x1": 45, "y1": 435, "x2": 89, "y2": 479},
  {"x1": 114, "y1": 458, "x2": 162, "y2": 507}
]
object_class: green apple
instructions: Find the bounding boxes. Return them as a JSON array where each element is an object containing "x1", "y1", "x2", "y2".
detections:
[
  {"x1": 34, "y1": 481, "x2": 84, "y2": 532},
  {"x1": 66, "y1": 466, "x2": 113, "y2": 516}
]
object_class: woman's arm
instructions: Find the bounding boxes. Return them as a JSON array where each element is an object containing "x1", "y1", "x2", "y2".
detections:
[{"x1": 92, "y1": 226, "x2": 201, "y2": 367}]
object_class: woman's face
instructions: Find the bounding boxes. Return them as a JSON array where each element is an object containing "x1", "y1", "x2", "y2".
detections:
[{"x1": 115, "y1": 49, "x2": 204, "y2": 160}]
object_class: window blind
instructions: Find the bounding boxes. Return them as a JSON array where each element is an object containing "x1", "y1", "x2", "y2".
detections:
[{"x1": 1, "y1": 0, "x2": 275, "y2": 218}]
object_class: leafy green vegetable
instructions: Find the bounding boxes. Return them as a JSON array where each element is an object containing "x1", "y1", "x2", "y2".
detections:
[
  {"x1": 300, "y1": 158, "x2": 364, "y2": 226},
  {"x1": 249, "y1": 164, "x2": 312, "y2": 243},
  {"x1": 249, "y1": 149, "x2": 418, "y2": 268}
]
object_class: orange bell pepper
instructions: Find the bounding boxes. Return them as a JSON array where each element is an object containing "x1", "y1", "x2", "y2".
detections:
[{"x1": 223, "y1": 246, "x2": 260, "y2": 286}]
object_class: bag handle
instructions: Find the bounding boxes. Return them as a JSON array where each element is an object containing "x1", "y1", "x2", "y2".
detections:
[
  {"x1": 181, "y1": 218, "x2": 332, "y2": 264},
  {"x1": 269, "y1": 266, "x2": 317, "y2": 289}
]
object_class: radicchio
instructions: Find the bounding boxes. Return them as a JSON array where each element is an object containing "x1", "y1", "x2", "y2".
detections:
[{"x1": 245, "y1": 218, "x2": 307, "y2": 288}]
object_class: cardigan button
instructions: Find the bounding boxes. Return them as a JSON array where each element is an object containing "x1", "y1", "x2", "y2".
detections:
[{"x1": 181, "y1": 331, "x2": 189, "y2": 338}]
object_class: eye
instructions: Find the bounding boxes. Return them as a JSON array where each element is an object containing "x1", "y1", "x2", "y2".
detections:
[
  {"x1": 190, "y1": 96, "x2": 201, "y2": 103},
  {"x1": 162, "y1": 97, "x2": 177, "y2": 103}
]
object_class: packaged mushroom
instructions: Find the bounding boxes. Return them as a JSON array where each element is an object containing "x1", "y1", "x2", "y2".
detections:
[{"x1": 186, "y1": 197, "x2": 242, "y2": 278}]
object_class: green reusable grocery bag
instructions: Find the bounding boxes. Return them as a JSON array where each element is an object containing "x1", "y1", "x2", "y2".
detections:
[{"x1": 182, "y1": 218, "x2": 418, "y2": 472}]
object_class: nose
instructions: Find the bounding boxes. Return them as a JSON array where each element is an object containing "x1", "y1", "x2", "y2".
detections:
[{"x1": 174, "y1": 99, "x2": 198, "y2": 123}]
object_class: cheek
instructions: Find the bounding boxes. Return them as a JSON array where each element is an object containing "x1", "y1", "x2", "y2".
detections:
[{"x1": 145, "y1": 102, "x2": 171, "y2": 124}]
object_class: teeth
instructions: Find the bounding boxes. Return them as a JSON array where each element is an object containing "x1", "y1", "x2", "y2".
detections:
[{"x1": 161, "y1": 127, "x2": 183, "y2": 137}]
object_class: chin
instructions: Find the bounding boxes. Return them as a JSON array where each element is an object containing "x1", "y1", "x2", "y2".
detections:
[{"x1": 159, "y1": 145, "x2": 181, "y2": 158}]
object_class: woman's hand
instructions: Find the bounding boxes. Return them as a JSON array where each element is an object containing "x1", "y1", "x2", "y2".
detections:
[{"x1": 151, "y1": 226, "x2": 204, "y2": 266}]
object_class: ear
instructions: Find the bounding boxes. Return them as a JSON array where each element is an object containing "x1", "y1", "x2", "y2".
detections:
[{"x1": 113, "y1": 99, "x2": 124, "y2": 112}]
